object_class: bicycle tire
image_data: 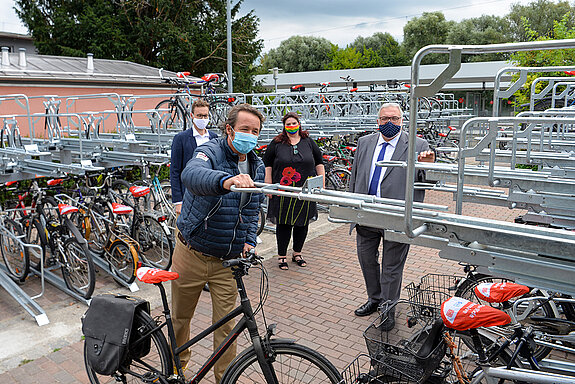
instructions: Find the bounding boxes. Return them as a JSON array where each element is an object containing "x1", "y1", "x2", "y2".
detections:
[
  {"x1": 107, "y1": 240, "x2": 138, "y2": 284},
  {"x1": 62, "y1": 237, "x2": 95, "y2": 299},
  {"x1": 455, "y1": 274, "x2": 554, "y2": 361},
  {"x1": 326, "y1": 168, "x2": 351, "y2": 191},
  {"x1": 85, "y1": 308, "x2": 171, "y2": 384},
  {"x1": 39, "y1": 196, "x2": 60, "y2": 223},
  {"x1": 133, "y1": 215, "x2": 173, "y2": 270},
  {"x1": 1, "y1": 216, "x2": 29, "y2": 283},
  {"x1": 25, "y1": 216, "x2": 49, "y2": 271},
  {"x1": 208, "y1": 99, "x2": 233, "y2": 132},
  {"x1": 221, "y1": 341, "x2": 342, "y2": 383},
  {"x1": 155, "y1": 99, "x2": 187, "y2": 132}
]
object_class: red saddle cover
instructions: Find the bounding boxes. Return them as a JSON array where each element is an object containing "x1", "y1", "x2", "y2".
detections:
[
  {"x1": 111, "y1": 203, "x2": 133, "y2": 215},
  {"x1": 441, "y1": 297, "x2": 511, "y2": 331},
  {"x1": 58, "y1": 203, "x2": 79, "y2": 215},
  {"x1": 474, "y1": 282, "x2": 530, "y2": 303},
  {"x1": 136, "y1": 267, "x2": 179, "y2": 284},
  {"x1": 129, "y1": 185, "x2": 150, "y2": 198}
]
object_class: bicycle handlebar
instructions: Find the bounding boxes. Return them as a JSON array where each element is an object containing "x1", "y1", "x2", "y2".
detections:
[{"x1": 222, "y1": 250, "x2": 260, "y2": 268}]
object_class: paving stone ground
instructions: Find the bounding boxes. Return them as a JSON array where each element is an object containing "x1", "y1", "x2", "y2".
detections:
[{"x1": 0, "y1": 190, "x2": 529, "y2": 383}]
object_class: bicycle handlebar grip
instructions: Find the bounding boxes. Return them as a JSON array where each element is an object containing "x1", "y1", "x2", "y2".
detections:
[{"x1": 222, "y1": 259, "x2": 241, "y2": 268}]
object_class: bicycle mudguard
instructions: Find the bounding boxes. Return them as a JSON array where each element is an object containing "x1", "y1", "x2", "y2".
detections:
[
  {"x1": 143, "y1": 213, "x2": 171, "y2": 237},
  {"x1": 64, "y1": 217, "x2": 88, "y2": 245}
]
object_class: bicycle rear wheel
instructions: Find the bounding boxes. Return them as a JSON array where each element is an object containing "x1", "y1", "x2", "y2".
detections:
[
  {"x1": 107, "y1": 240, "x2": 138, "y2": 284},
  {"x1": 85, "y1": 309, "x2": 171, "y2": 384},
  {"x1": 133, "y1": 215, "x2": 173, "y2": 270},
  {"x1": 326, "y1": 168, "x2": 351, "y2": 191},
  {"x1": 62, "y1": 237, "x2": 95, "y2": 299},
  {"x1": 155, "y1": 99, "x2": 187, "y2": 132},
  {"x1": 209, "y1": 99, "x2": 233, "y2": 132},
  {"x1": 221, "y1": 341, "x2": 342, "y2": 383},
  {"x1": 1, "y1": 216, "x2": 29, "y2": 283}
]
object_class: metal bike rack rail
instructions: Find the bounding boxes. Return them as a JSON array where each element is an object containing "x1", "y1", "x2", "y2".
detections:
[
  {"x1": 405, "y1": 39, "x2": 575, "y2": 238},
  {"x1": 0, "y1": 216, "x2": 48, "y2": 326}
]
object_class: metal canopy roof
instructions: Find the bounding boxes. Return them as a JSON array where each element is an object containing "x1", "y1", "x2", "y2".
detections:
[{"x1": 256, "y1": 61, "x2": 514, "y2": 92}]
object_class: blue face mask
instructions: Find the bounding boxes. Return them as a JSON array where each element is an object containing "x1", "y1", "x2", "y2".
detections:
[
  {"x1": 378, "y1": 121, "x2": 402, "y2": 138},
  {"x1": 231, "y1": 129, "x2": 258, "y2": 154}
]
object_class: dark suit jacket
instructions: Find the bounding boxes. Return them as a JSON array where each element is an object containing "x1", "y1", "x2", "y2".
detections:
[
  {"x1": 170, "y1": 128, "x2": 218, "y2": 203},
  {"x1": 349, "y1": 131, "x2": 430, "y2": 202}
]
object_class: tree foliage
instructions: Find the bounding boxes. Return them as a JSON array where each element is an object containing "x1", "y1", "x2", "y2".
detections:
[
  {"x1": 259, "y1": 36, "x2": 333, "y2": 73},
  {"x1": 507, "y1": 0, "x2": 575, "y2": 41},
  {"x1": 446, "y1": 15, "x2": 513, "y2": 62},
  {"x1": 510, "y1": 14, "x2": 575, "y2": 108},
  {"x1": 15, "y1": 0, "x2": 263, "y2": 92},
  {"x1": 349, "y1": 32, "x2": 409, "y2": 67},
  {"x1": 402, "y1": 12, "x2": 455, "y2": 64}
]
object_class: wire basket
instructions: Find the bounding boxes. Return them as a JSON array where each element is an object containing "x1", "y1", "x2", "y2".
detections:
[
  {"x1": 339, "y1": 354, "x2": 422, "y2": 384},
  {"x1": 363, "y1": 300, "x2": 446, "y2": 384},
  {"x1": 405, "y1": 274, "x2": 462, "y2": 320}
]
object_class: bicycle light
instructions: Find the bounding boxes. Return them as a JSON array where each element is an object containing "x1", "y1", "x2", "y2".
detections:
[{"x1": 157, "y1": 215, "x2": 167, "y2": 222}]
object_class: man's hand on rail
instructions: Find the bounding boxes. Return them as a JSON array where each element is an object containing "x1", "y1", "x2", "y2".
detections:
[
  {"x1": 223, "y1": 174, "x2": 256, "y2": 190},
  {"x1": 417, "y1": 150, "x2": 435, "y2": 163}
]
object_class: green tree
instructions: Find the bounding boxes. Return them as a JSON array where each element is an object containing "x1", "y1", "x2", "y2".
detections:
[
  {"x1": 507, "y1": 0, "x2": 575, "y2": 41},
  {"x1": 259, "y1": 36, "x2": 333, "y2": 73},
  {"x1": 402, "y1": 11, "x2": 454, "y2": 64},
  {"x1": 509, "y1": 14, "x2": 575, "y2": 108},
  {"x1": 350, "y1": 32, "x2": 409, "y2": 67},
  {"x1": 327, "y1": 46, "x2": 381, "y2": 70},
  {"x1": 446, "y1": 15, "x2": 513, "y2": 62},
  {"x1": 15, "y1": 0, "x2": 263, "y2": 92}
]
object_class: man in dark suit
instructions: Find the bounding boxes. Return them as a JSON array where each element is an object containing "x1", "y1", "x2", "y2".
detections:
[
  {"x1": 170, "y1": 99, "x2": 218, "y2": 215},
  {"x1": 349, "y1": 102, "x2": 435, "y2": 322}
]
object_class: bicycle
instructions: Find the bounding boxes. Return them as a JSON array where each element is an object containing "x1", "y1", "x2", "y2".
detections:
[
  {"x1": 84, "y1": 251, "x2": 343, "y2": 383},
  {"x1": 157, "y1": 69, "x2": 235, "y2": 132},
  {"x1": 26, "y1": 194, "x2": 96, "y2": 299}
]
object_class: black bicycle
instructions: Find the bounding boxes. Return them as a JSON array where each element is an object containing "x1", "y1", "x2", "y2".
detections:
[{"x1": 84, "y1": 251, "x2": 342, "y2": 383}]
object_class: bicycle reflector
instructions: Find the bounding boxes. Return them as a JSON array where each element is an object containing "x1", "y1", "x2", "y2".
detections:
[
  {"x1": 228, "y1": 97, "x2": 236, "y2": 103},
  {"x1": 157, "y1": 215, "x2": 167, "y2": 222}
]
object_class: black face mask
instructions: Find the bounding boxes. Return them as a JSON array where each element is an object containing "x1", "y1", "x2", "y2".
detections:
[{"x1": 378, "y1": 121, "x2": 401, "y2": 138}]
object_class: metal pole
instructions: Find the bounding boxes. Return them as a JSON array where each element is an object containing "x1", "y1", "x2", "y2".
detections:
[{"x1": 226, "y1": 0, "x2": 233, "y2": 93}]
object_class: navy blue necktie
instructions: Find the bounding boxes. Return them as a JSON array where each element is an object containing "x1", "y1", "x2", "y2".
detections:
[{"x1": 368, "y1": 142, "x2": 388, "y2": 196}]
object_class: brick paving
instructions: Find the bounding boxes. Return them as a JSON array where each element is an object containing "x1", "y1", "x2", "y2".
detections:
[{"x1": 0, "y1": 190, "x2": 526, "y2": 383}]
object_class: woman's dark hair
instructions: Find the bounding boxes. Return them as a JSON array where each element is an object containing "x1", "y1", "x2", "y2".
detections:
[{"x1": 273, "y1": 112, "x2": 309, "y2": 144}]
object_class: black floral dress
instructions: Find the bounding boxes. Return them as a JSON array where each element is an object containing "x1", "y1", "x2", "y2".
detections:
[{"x1": 263, "y1": 137, "x2": 323, "y2": 226}]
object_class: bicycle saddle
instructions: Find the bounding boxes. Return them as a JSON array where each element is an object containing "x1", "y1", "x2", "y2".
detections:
[
  {"x1": 415, "y1": 318, "x2": 445, "y2": 360},
  {"x1": 136, "y1": 267, "x2": 179, "y2": 284},
  {"x1": 111, "y1": 202, "x2": 133, "y2": 215},
  {"x1": 58, "y1": 203, "x2": 79, "y2": 215},
  {"x1": 441, "y1": 297, "x2": 511, "y2": 331},
  {"x1": 474, "y1": 282, "x2": 530, "y2": 304},
  {"x1": 47, "y1": 178, "x2": 64, "y2": 186},
  {"x1": 201, "y1": 73, "x2": 219, "y2": 82},
  {"x1": 129, "y1": 185, "x2": 150, "y2": 198}
]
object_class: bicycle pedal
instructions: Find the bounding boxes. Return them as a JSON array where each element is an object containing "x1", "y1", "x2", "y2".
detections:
[{"x1": 141, "y1": 371, "x2": 161, "y2": 383}]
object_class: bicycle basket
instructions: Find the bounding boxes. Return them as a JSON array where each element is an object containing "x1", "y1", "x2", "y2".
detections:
[
  {"x1": 363, "y1": 300, "x2": 446, "y2": 384},
  {"x1": 339, "y1": 353, "x2": 421, "y2": 384},
  {"x1": 405, "y1": 274, "x2": 461, "y2": 320}
]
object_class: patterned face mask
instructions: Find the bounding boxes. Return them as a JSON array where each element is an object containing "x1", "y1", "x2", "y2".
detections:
[
  {"x1": 378, "y1": 121, "x2": 401, "y2": 138},
  {"x1": 285, "y1": 124, "x2": 300, "y2": 134}
]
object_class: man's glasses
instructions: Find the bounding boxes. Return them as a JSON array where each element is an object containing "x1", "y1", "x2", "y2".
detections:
[
  {"x1": 293, "y1": 144, "x2": 298, "y2": 155},
  {"x1": 194, "y1": 114, "x2": 209, "y2": 119},
  {"x1": 378, "y1": 116, "x2": 401, "y2": 123}
]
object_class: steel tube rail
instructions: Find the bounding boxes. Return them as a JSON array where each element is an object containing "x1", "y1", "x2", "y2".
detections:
[{"x1": 408, "y1": 40, "x2": 575, "y2": 238}]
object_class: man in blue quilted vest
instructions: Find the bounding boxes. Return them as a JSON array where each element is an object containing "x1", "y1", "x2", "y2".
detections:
[{"x1": 171, "y1": 103, "x2": 265, "y2": 383}]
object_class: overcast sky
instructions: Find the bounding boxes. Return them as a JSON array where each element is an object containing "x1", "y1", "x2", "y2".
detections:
[{"x1": 2, "y1": 0, "x2": 538, "y2": 52}]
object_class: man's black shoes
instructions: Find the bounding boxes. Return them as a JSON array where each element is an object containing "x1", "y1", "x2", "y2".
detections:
[{"x1": 354, "y1": 301, "x2": 379, "y2": 317}]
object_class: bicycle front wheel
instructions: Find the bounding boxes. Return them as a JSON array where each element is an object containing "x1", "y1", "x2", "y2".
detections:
[
  {"x1": 62, "y1": 237, "x2": 95, "y2": 299},
  {"x1": 1, "y1": 217, "x2": 29, "y2": 283},
  {"x1": 221, "y1": 341, "x2": 342, "y2": 384},
  {"x1": 85, "y1": 309, "x2": 171, "y2": 384},
  {"x1": 107, "y1": 241, "x2": 138, "y2": 284}
]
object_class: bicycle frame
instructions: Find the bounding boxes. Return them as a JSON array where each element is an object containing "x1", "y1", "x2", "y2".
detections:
[{"x1": 134, "y1": 263, "x2": 281, "y2": 383}]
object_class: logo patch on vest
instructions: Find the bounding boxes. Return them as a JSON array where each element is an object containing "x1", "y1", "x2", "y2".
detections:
[{"x1": 196, "y1": 152, "x2": 209, "y2": 161}]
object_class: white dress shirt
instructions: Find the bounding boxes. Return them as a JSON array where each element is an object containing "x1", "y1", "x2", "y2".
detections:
[
  {"x1": 368, "y1": 132, "x2": 400, "y2": 197},
  {"x1": 193, "y1": 126, "x2": 211, "y2": 146}
]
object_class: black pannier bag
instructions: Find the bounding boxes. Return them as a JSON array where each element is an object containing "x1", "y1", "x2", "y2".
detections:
[{"x1": 82, "y1": 294, "x2": 151, "y2": 375}]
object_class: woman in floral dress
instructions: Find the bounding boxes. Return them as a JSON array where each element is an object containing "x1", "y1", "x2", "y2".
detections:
[{"x1": 263, "y1": 112, "x2": 325, "y2": 270}]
